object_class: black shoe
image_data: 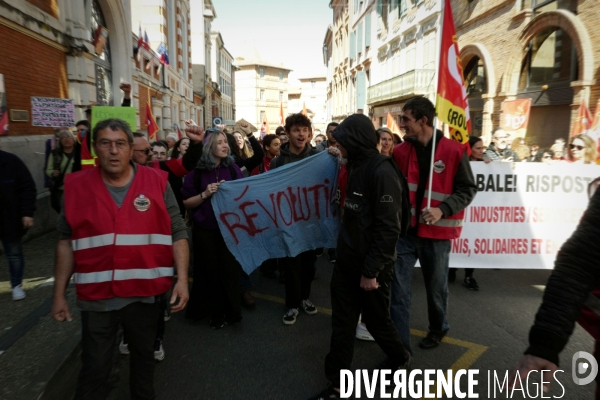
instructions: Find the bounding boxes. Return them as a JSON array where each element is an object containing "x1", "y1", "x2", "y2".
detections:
[
  {"x1": 225, "y1": 314, "x2": 242, "y2": 325},
  {"x1": 419, "y1": 330, "x2": 448, "y2": 349},
  {"x1": 210, "y1": 318, "x2": 225, "y2": 330},
  {"x1": 448, "y1": 268, "x2": 456, "y2": 283},
  {"x1": 241, "y1": 290, "x2": 256, "y2": 309},
  {"x1": 463, "y1": 277, "x2": 479, "y2": 291},
  {"x1": 315, "y1": 248, "x2": 324, "y2": 257},
  {"x1": 329, "y1": 256, "x2": 336, "y2": 263},
  {"x1": 396, "y1": 349, "x2": 412, "y2": 370},
  {"x1": 308, "y1": 386, "x2": 340, "y2": 400}
]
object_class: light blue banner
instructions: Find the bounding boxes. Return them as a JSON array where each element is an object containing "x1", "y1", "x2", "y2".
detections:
[{"x1": 212, "y1": 151, "x2": 341, "y2": 274}]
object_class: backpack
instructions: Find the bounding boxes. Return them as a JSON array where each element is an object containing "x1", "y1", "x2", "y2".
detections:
[{"x1": 362, "y1": 154, "x2": 411, "y2": 237}]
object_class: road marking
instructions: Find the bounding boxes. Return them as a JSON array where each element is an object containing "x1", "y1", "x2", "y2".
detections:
[{"x1": 252, "y1": 291, "x2": 488, "y2": 400}]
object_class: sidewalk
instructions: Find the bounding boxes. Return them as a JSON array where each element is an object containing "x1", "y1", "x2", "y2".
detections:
[{"x1": 0, "y1": 231, "x2": 81, "y2": 400}]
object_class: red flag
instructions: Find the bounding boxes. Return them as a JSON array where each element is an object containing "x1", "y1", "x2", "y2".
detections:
[
  {"x1": 261, "y1": 113, "x2": 270, "y2": 139},
  {"x1": 176, "y1": 124, "x2": 183, "y2": 140},
  {"x1": 0, "y1": 110, "x2": 8, "y2": 136},
  {"x1": 436, "y1": 0, "x2": 470, "y2": 145},
  {"x1": 146, "y1": 102, "x2": 159, "y2": 142},
  {"x1": 279, "y1": 102, "x2": 285, "y2": 126},
  {"x1": 301, "y1": 102, "x2": 308, "y2": 117},
  {"x1": 588, "y1": 98, "x2": 600, "y2": 160},
  {"x1": 570, "y1": 98, "x2": 592, "y2": 137},
  {"x1": 386, "y1": 112, "x2": 401, "y2": 137}
]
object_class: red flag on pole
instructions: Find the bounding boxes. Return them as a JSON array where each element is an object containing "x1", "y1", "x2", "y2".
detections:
[
  {"x1": 570, "y1": 98, "x2": 592, "y2": 137},
  {"x1": 279, "y1": 102, "x2": 285, "y2": 126},
  {"x1": 146, "y1": 102, "x2": 159, "y2": 142},
  {"x1": 436, "y1": 0, "x2": 470, "y2": 145},
  {"x1": 386, "y1": 112, "x2": 401, "y2": 137},
  {"x1": 261, "y1": 113, "x2": 270, "y2": 139},
  {"x1": 588, "y1": 98, "x2": 600, "y2": 161},
  {"x1": 301, "y1": 102, "x2": 308, "y2": 117}
]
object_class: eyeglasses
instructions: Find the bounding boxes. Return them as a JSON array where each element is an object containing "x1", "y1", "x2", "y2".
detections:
[
  {"x1": 134, "y1": 148, "x2": 152, "y2": 155},
  {"x1": 569, "y1": 144, "x2": 584, "y2": 151},
  {"x1": 97, "y1": 139, "x2": 129, "y2": 150}
]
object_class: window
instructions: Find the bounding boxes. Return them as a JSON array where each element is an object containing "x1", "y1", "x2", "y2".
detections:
[
  {"x1": 279, "y1": 72, "x2": 283, "y2": 81},
  {"x1": 518, "y1": 27, "x2": 577, "y2": 89},
  {"x1": 260, "y1": 110, "x2": 265, "y2": 123},
  {"x1": 260, "y1": 89, "x2": 265, "y2": 101},
  {"x1": 259, "y1": 68, "x2": 265, "y2": 78},
  {"x1": 463, "y1": 56, "x2": 487, "y2": 95},
  {"x1": 422, "y1": 30, "x2": 436, "y2": 70},
  {"x1": 311, "y1": 80, "x2": 316, "y2": 89},
  {"x1": 279, "y1": 91, "x2": 283, "y2": 102},
  {"x1": 91, "y1": 0, "x2": 112, "y2": 105},
  {"x1": 522, "y1": 0, "x2": 577, "y2": 14}
]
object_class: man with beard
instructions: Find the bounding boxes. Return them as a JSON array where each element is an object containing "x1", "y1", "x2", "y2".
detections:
[{"x1": 484, "y1": 128, "x2": 520, "y2": 162}]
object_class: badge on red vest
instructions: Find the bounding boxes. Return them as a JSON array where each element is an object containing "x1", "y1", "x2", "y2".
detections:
[
  {"x1": 433, "y1": 160, "x2": 446, "y2": 173},
  {"x1": 133, "y1": 194, "x2": 151, "y2": 212}
]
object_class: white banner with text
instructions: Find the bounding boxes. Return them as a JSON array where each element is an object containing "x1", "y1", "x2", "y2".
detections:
[{"x1": 449, "y1": 162, "x2": 600, "y2": 269}]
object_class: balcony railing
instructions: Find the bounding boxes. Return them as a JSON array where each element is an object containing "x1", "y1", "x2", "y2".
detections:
[{"x1": 367, "y1": 69, "x2": 436, "y2": 105}]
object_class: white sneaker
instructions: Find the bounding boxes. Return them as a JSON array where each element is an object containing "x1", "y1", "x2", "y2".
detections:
[
  {"x1": 119, "y1": 338, "x2": 129, "y2": 355},
  {"x1": 282, "y1": 308, "x2": 299, "y2": 325},
  {"x1": 154, "y1": 339, "x2": 165, "y2": 361},
  {"x1": 301, "y1": 299, "x2": 318, "y2": 315},
  {"x1": 12, "y1": 285, "x2": 26, "y2": 301},
  {"x1": 356, "y1": 323, "x2": 375, "y2": 341}
]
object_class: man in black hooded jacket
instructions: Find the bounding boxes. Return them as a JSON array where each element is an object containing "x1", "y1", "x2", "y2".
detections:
[{"x1": 311, "y1": 114, "x2": 410, "y2": 400}]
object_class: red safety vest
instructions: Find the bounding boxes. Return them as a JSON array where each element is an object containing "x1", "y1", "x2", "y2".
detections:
[
  {"x1": 79, "y1": 133, "x2": 97, "y2": 170},
  {"x1": 64, "y1": 165, "x2": 173, "y2": 301},
  {"x1": 393, "y1": 136, "x2": 466, "y2": 240}
]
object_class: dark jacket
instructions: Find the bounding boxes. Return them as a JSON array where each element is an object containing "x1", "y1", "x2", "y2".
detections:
[
  {"x1": 484, "y1": 142, "x2": 520, "y2": 162},
  {"x1": 333, "y1": 114, "x2": 404, "y2": 279},
  {"x1": 525, "y1": 186, "x2": 600, "y2": 366},
  {"x1": 0, "y1": 150, "x2": 37, "y2": 241},
  {"x1": 271, "y1": 141, "x2": 318, "y2": 169}
]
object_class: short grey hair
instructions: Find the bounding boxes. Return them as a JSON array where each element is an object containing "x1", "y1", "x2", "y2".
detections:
[{"x1": 92, "y1": 118, "x2": 134, "y2": 144}]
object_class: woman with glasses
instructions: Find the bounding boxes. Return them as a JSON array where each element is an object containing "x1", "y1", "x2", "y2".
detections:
[
  {"x1": 533, "y1": 149, "x2": 555, "y2": 164},
  {"x1": 46, "y1": 129, "x2": 81, "y2": 213},
  {"x1": 566, "y1": 134, "x2": 597, "y2": 164},
  {"x1": 182, "y1": 129, "x2": 244, "y2": 329},
  {"x1": 526, "y1": 145, "x2": 540, "y2": 162}
]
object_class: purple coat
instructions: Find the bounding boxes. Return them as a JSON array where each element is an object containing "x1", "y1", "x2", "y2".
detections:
[{"x1": 181, "y1": 163, "x2": 244, "y2": 230}]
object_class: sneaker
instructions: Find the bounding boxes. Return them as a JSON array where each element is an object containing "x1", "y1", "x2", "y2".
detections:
[
  {"x1": 241, "y1": 290, "x2": 256, "y2": 309},
  {"x1": 463, "y1": 277, "x2": 479, "y2": 291},
  {"x1": 419, "y1": 330, "x2": 448, "y2": 349},
  {"x1": 301, "y1": 299, "x2": 318, "y2": 315},
  {"x1": 282, "y1": 308, "x2": 299, "y2": 325},
  {"x1": 164, "y1": 306, "x2": 171, "y2": 322},
  {"x1": 308, "y1": 386, "x2": 340, "y2": 400},
  {"x1": 448, "y1": 268, "x2": 456, "y2": 283},
  {"x1": 154, "y1": 338, "x2": 165, "y2": 361},
  {"x1": 315, "y1": 248, "x2": 324, "y2": 257},
  {"x1": 355, "y1": 323, "x2": 375, "y2": 341},
  {"x1": 119, "y1": 338, "x2": 129, "y2": 355},
  {"x1": 329, "y1": 256, "x2": 337, "y2": 263},
  {"x1": 12, "y1": 285, "x2": 25, "y2": 301},
  {"x1": 396, "y1": 349, "x2": 412, "y2": 370},
  {"x1": 210, "y1": 318, "x2": 225, "y2": 330}
]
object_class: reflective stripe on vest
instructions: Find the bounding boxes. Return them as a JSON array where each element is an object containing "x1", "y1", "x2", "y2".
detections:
[
  {"x1": 115, "y1": 234, "x2": 172, "y2": 246},
  {"x1": 425, "y1": 190, "x2": 451, "y2": 202},
  {"x1": 74, "y1": 267, "x2": 174, "y2": 284},
  {"x1": 73, "y1": 233, "x2": 115, "y2": 251},
  {"x1": 81, "y1": 159, "x2": 96, "y2": 165},
  {"x1": 73, "y1": 234, "x2": 172, "y2": 250}
]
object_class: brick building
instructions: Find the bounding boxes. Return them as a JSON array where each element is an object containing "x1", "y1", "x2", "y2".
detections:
[
  {"x1": 0, "y1": 0, "x2": 133, "y2": 235},
  {"x1": 454, "y1": 0, "x2": 600, "y2": 146}
]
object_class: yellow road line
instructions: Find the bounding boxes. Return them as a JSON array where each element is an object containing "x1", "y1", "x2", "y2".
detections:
[{"x1": 252, "y1": 291, "x2": 488, "y2": 400}]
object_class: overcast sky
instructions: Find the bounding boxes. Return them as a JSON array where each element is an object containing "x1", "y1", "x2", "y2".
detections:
[{"x1": 212, "y1": 0, "x2": 331, "y2": 84}]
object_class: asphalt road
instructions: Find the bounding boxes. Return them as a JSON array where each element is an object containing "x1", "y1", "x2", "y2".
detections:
[{"x1": 103, "y1": 256, "x2": 595, "y2": 400}]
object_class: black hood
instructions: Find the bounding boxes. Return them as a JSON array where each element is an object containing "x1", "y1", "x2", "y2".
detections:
[{"x1": 332, "y1": 114, "x2": 380, "y2": 162}]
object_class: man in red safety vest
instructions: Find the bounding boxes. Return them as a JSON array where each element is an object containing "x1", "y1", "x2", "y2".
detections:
[
  {"x1": 51, "y1": 118, "x2": 190, "y2": 399},
  {"x1": 390, "y1": 97, "x2": 477, "y2": 354}
]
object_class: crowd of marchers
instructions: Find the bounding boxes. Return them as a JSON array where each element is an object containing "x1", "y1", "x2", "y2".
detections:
[{"x1": 2, "y1": 89, "x2": 600, "y2": 399}]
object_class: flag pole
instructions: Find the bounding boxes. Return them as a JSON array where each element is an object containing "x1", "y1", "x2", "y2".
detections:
[{"x1": 427, "y1": 0, "x2": 446, "y2": 211}]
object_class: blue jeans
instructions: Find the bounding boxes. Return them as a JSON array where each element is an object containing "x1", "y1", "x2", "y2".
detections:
[
  {"x1": 390, "y1": 235, "x2": 451, "y2": 353},
  {"x1": 1, "y1": 239, "x2": 25, "y2": 288}
]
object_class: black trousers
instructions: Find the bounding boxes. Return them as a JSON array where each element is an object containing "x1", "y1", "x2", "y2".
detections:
[
  {"x1": 324, "y1": 245, "x2": 408, "y2": 387},
  {"x1": 75, "y1": 301, "x2": 160, "y2": 400},
  {"x1": 282, "y1": 250, "x2": 317, "y2": 309},
  {"x1": 187, "y1": 227, "x2": 241, "y2": 322}
]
